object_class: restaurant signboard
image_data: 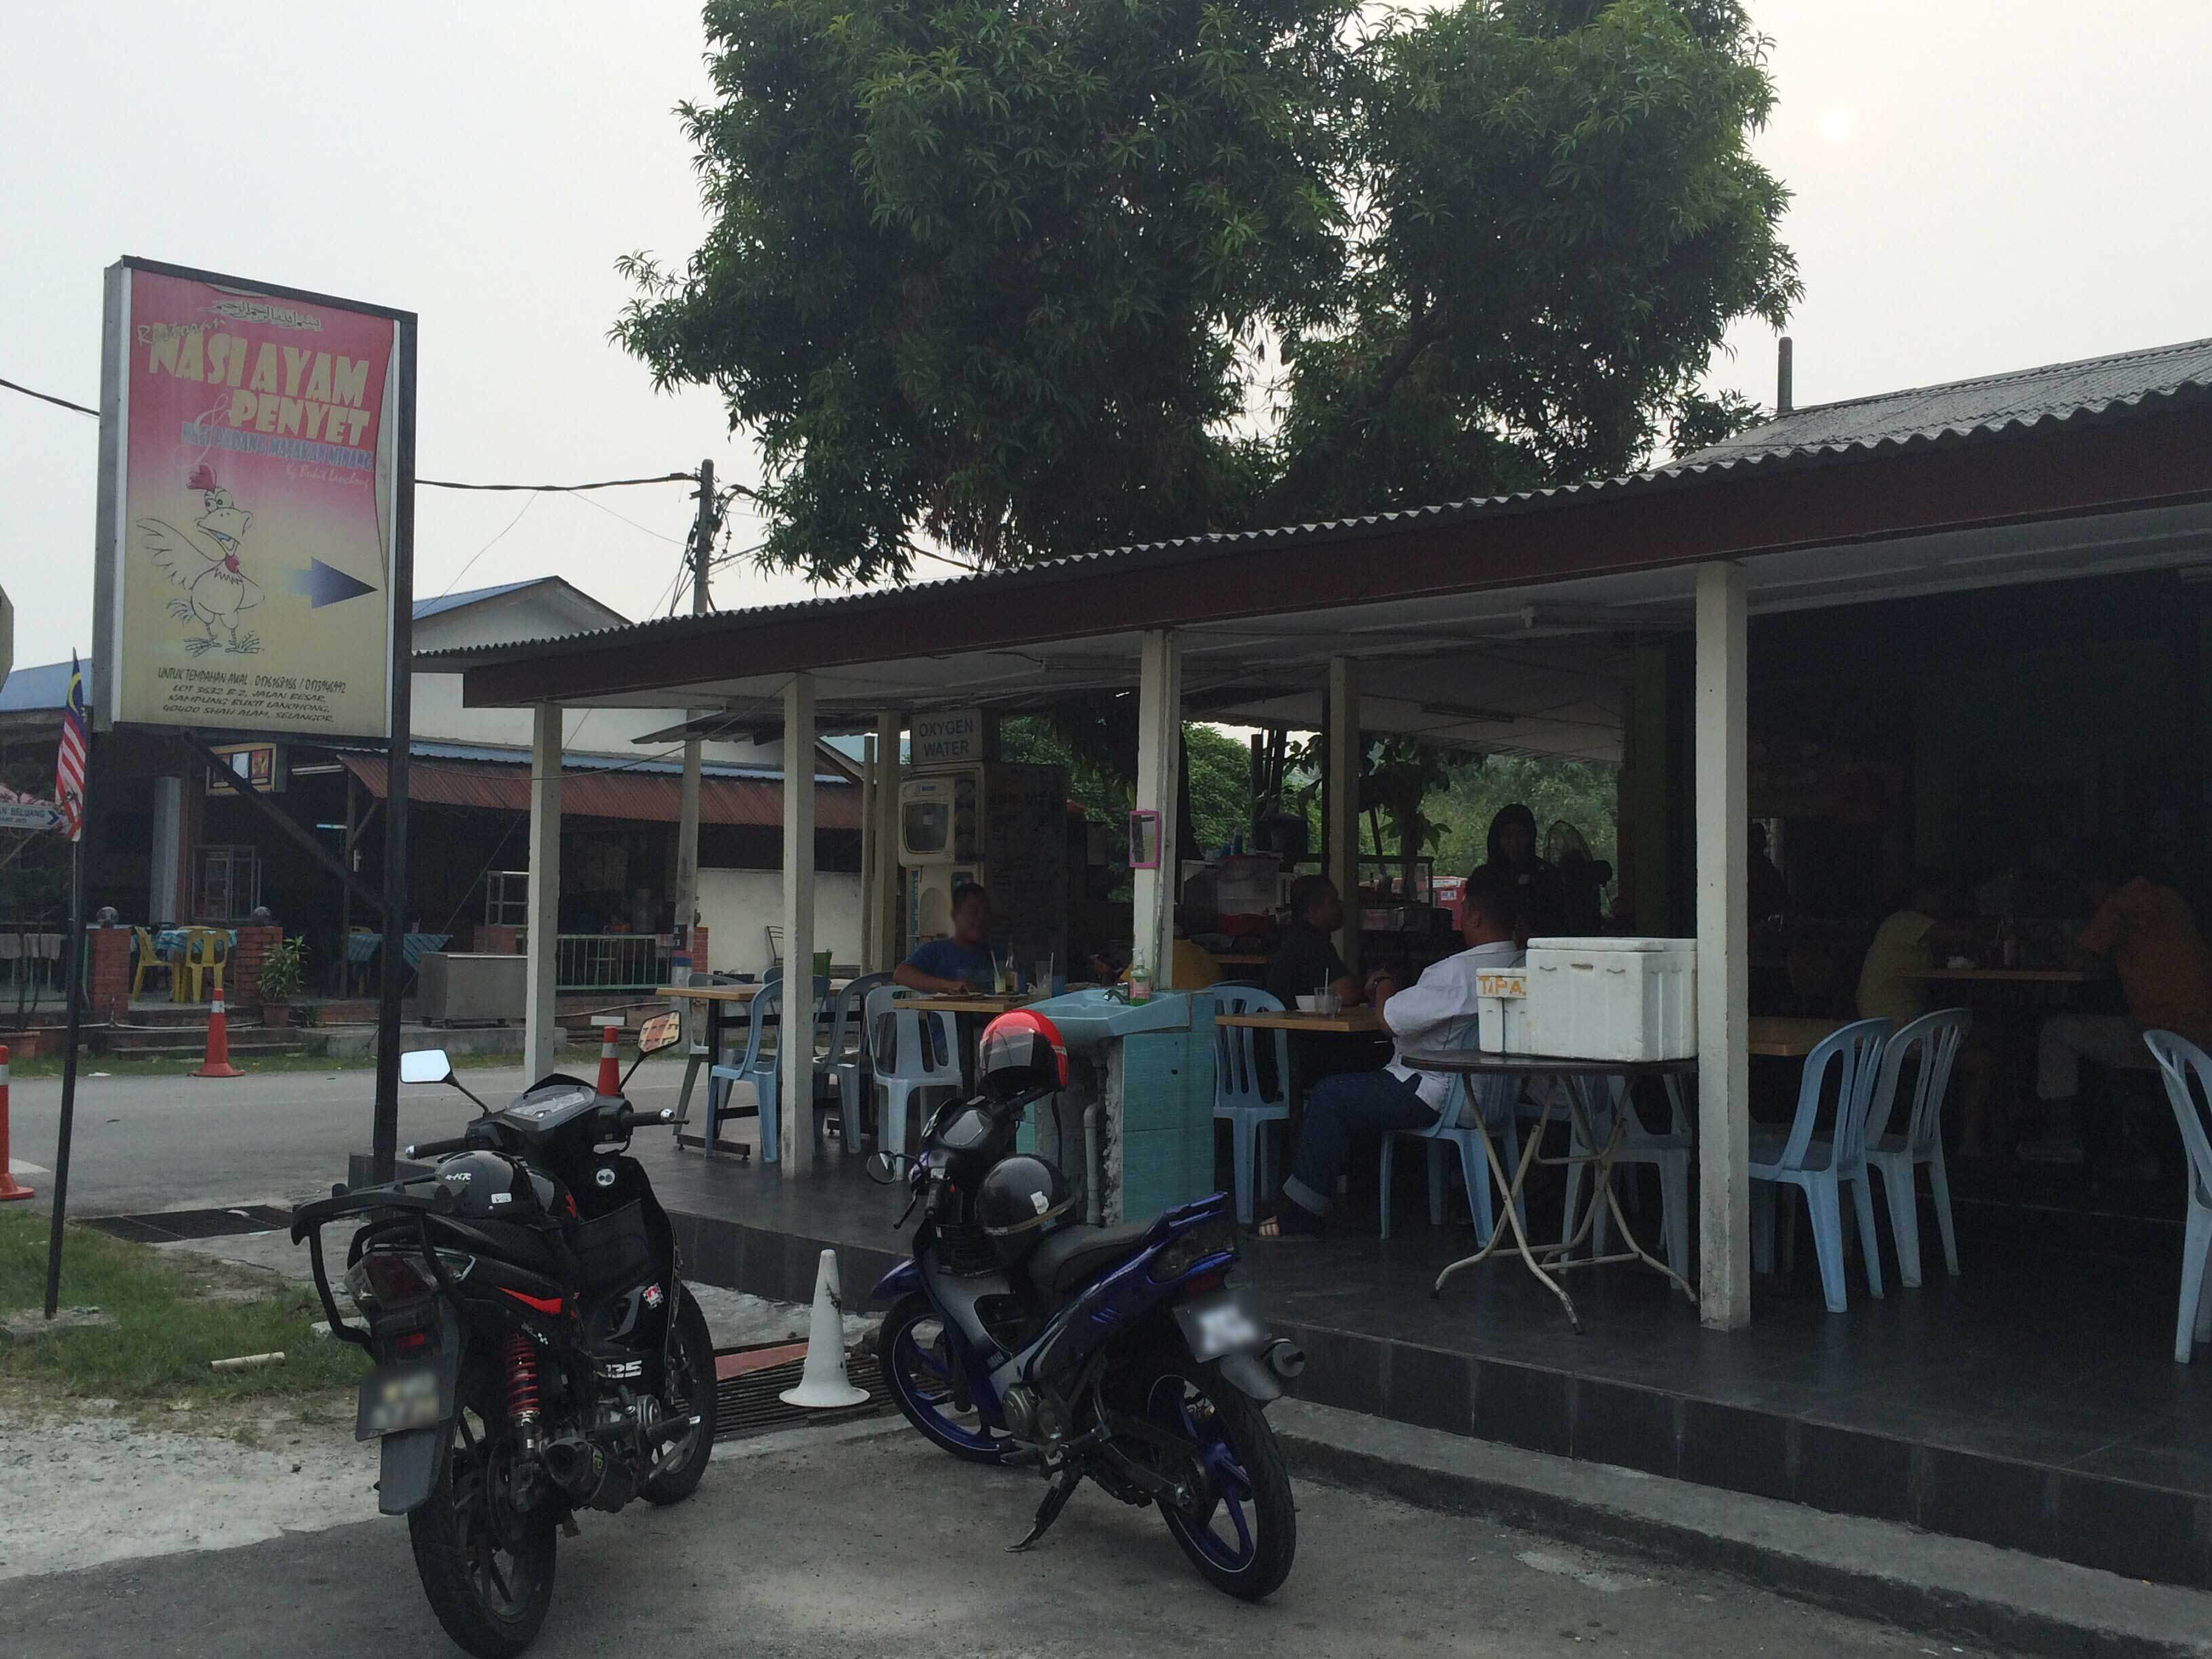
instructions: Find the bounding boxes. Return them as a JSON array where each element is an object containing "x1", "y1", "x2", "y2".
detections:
[
  {"x1": 92, "y1": 258, "x2": 414, "y2": 739},
  {"x1": 911, "y1": 708, "x2": 985, "y2": 766}
]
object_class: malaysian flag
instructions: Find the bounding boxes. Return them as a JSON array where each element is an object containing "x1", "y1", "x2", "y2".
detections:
[{"x1": 56, "y1": 653, "x2": 87, "y2": 843}]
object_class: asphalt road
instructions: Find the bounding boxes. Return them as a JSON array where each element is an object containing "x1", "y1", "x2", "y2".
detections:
[
  {"x1": 4, "y1": 1061, "x2": 691, "y2": 1217},
  {"x1": 9, "y1": 1419, "x2": 1965, "y2": 1659}
]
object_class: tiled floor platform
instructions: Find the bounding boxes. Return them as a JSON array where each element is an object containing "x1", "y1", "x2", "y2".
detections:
[{"x1": 636, "y1": 1132, "x2": 2212, "y2": 1590}]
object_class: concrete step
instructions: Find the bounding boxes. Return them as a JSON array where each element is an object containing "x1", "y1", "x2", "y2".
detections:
[
  {"x1": 1273, "y1": 1398, "x2": 2212, "y2": 1659},
  {"x1": 96, "y1": 1027, "x2": 305, "y2": 1057}
]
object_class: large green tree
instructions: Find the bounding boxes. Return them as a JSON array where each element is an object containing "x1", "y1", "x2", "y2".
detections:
[{"x1": 618, "y1": 0, "x2": 1795, "y2": 582}]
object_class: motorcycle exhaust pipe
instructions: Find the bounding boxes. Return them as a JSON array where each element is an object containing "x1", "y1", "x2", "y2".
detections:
[
  {"x1": 543, "y1": 1434, "x2": 636, "y2": 1513},
  {"x1": 1263, "y1": 1338, "x2": 1307, "y2": 1381}
]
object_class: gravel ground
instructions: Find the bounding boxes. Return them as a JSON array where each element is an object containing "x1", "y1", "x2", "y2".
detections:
[{"x1": 0, "y1": 1233, "x2": 872, "y2": 1582}]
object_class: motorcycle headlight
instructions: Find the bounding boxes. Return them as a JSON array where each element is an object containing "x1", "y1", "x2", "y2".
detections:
[{"x1": 1149, "y1": 1218, "x2": 1240, "y2": 1284}]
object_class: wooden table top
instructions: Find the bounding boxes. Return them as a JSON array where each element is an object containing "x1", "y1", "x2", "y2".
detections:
[
  {"x1": 893, "y1": 992, "x2": 1038, "y2": 1015},
  {"x1": 1748, "y1": 1016, "x2": 1847, "y2": 1058},
  {"x1": 1901, "y1": 967, "x2": 2089, "y2": 983},
  {"x1": 1212, "y1": 954, "x2": 1270, "y2": 966},
  {"x1": 1214, "y1": 1007, "x2": 1381, "y2": 1036},
  {"x1": 655, "y1": 981, "x2": 852, "y2": 1004}
]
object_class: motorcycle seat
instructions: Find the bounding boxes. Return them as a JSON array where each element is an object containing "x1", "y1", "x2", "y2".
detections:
[{"x1": 1025, "y1": 1219, "x2": 1155, "y2": 1296}]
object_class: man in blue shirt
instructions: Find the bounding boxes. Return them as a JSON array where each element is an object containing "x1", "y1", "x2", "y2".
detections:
[{"x1": 894, "y1": 881, "x2": 1010, "y2": 994}]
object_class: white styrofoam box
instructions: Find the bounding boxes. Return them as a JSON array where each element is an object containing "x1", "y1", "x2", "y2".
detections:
[
  {"x1": 1524, "y1": 937, "x2": 1696, "y2": 1061},
  {"x1": 1473, "y1": 968, "x2": 1537, "y2": 1053}
]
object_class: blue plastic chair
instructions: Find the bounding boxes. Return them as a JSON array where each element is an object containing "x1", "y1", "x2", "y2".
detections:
[
  {"x1": 1749, "y1": 1016, "x2": 1893, "y2": 1313},
  {"x1": 1864, "y1": 1008, "x2": 1969, "y2": 1288},
  {"x1": 708, "y1": 975, "x2": 829, "y2": 1164},
  {"x1": 1380, "y1": 1065, "x2": 1519, "y2": 1246},
  {"x1": 2143, "y1": 1031, "x2": 2212, "y2": 1362},
  {"x1": 825, "y1": 972, "x2": 892, "y2": 1151},
  {"x1": 1212, "y1": 988, "x2": 1291, "y2": 1226},
  {"x1": 1560, "y1": 1074, "x2": 1694, "y2": 1281},
  {"x1": 867, "y1": 984, "x2": 962, "y2": 1158}
]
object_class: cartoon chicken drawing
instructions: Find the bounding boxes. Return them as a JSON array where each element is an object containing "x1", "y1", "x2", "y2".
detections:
[{"x1": 136, "y1": 464, "x2": 266, "y2": 654}]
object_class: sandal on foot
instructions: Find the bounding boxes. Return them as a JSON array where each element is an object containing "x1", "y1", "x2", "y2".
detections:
[{"x1": 1252, "y1": 1203, "x2": 1326, "y2": 1242}]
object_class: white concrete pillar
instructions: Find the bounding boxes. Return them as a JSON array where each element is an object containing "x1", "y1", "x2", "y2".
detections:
[
  {"x1": 780, "y1": 674, "x2": 818, "y2": 1175},
  {"x1": 859, "y1": 734, "x2": 878, "y2": 972},
  {"x1": 525, "y1": 703, "x2": 564, "y2": 1081},
  {"x1": 874, "y1": 710, "x2": 904, "y2": 971},
  {"x1": 1694, "y1": 562, "x2": 1751, "y2": 1330},
  {"x1": 148, "y1": 775, "x2": 182, "y2": 926},
  {"x1": 1132, "y1": 631, "x2": 1183, "y2": 986},
  {"x1": 1326, "y1": 656, "x2": 1361, "y2": 977}
]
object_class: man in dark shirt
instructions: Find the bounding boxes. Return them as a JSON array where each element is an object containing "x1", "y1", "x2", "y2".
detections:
[{"x1": 1265, "y1": 877, "x2": 1364, "y2": 1010}]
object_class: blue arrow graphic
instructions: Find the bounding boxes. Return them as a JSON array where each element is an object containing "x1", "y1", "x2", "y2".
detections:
[{"x1": 285, "y1": 560, "x2": 381, "y2": 609}]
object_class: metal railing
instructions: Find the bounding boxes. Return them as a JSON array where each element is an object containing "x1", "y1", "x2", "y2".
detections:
[{"x1": 554, "y1": 933, "x2": 672, "y2": 992}]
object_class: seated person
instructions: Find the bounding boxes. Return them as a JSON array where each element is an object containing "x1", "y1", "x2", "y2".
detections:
[
  {"x1": 2024, "y1": 849, "x2": 2212, "y2": 1166},
  {"x1": 1263, "y1": 876, "x2": 1364, "y2": 1010},
  {"x1": 1475, "y1": 802, "x2": 1563, "y2": 940},
  {"x1": 893, "y1": 881, "x2": 1010, "y2": 994},
  {"x1": 1856, "y1": 874, "x2": 1995, "y2": 1155},
  {"x1": 1257, "y1": 867, "x2": 1522, "y2": 1237}
]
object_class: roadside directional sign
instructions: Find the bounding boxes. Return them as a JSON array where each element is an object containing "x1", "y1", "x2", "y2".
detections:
[{"x1": 0, "y1": 801, "x2": 65, "y2": 833}]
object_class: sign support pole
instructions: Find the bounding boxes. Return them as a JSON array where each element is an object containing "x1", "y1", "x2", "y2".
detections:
[
  {"x1": 371, "y1": 321, "x2": 417, "y2": 1184},
  {"x1": 43, "y1": 735, "x2": 91, "y2": 1319}
]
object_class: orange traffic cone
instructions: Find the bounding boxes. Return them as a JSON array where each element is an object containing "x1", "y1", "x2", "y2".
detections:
[
  {"x1": 0, "y1": 1044, "x2": 33, "y2": 1202},
  {"x1": 595, "y1": 1025, "x2": 621, "y2": 1096},
  {"x1": 191, "y1": 995, "x2": 245, "y2": 1079}
]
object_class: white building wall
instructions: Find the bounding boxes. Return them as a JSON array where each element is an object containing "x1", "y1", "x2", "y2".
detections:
[{"x1": 697, "y1": 867, "x2": 863, "y2": 977}]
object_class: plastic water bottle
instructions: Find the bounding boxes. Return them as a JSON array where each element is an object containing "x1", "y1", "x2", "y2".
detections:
[{"x1": 1128, "y1": 964, "x2": 1153, "y2": 1004}]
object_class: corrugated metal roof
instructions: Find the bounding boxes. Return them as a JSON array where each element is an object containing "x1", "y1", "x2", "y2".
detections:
[
  {"x1": 411, "y1": 578, "x2": 548, "y2": 621},
  {"x1": 338, "y1": 754, "x2": 861, "y2": 830},
  {"x1": 1685, "y1": 336, "x2": 2212, "y2": 465},
  {"x1": 415, "y1": 340, "x2": 2212, "y2": 672}
]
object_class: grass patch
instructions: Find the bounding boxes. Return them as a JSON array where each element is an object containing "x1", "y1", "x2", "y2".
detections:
[{"x1": 0, "y1": 1209, "x2": 367, "y2": 1408}]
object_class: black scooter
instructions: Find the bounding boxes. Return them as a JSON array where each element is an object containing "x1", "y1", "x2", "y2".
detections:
[{"x1": 292, "y1": 1014, "x2": 714, "y2": 1658}]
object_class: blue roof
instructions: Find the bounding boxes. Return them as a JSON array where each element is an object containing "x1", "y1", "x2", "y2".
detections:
[
  {"x1": 410, "y1": 579, "x2": 547, "y2": 621},
  {"x1": 3, "y1": 583, "x2": 569, "y2": 710},
  {"x1": 0, "y1": 658, "x2": 81, "y2": 713}
]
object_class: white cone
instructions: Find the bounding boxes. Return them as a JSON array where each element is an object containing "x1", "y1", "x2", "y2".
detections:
[{"x1": 779, "y1": 1249, "x2": 869, "y2": 1409}]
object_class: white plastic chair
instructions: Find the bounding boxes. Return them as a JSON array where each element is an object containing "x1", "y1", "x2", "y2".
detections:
[
  {"x1": 1864, "y1": 1008, "x2": 1969, "y2": 1288},
  {"x1": 1749, "y1": 1017, "x2": 1892, "y2": 1313},
  {"x1": 2142, "y1": 1031, "x2": 2212, "y2": 1363},
  {"x1": 865, "y1": 984, "x2": 962, "y2": 1158},
  {"x1": 1380, "y1": 1069, "x2": 1519, "y2": 1246},
  {"x1": 825, "y1": 972, "x2": 890, "y2": 1152},
  {"x1": 1212, "y1": 987, "x2": 1291, "y2": 1226},
  {"x1": 1560, "y1": 1075, "x2": 1694, "y2": 1281}
]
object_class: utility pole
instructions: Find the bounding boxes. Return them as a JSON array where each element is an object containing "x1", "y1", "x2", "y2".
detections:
[{"x1": 672, "y1": 461, "x2": 714, "y2": 1008}]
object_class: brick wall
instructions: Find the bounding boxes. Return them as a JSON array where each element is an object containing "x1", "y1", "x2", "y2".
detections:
[
  {"x1": 230, "y1": 924, "x2": 283, "y2": 1006},
  {"x1": 87, "y1": 927, "x2": 130, "y2": 1022}
]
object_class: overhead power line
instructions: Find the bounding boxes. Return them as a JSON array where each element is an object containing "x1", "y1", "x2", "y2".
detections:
[{"x1": 2, "y1": 373, "x2": 703, "y2": 495}]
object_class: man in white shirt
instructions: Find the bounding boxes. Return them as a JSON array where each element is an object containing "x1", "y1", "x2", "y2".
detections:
[{"x1": 1259, "y1": 867, "x2": 1523, "y2": 1238}]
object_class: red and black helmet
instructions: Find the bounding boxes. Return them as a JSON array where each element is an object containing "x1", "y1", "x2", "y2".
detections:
[{"x1": 977, "y1": 1008, "x2": 1069, "y2": 1103}]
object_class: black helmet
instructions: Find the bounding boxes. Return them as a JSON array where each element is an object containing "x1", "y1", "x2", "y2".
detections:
[
  {"x1": 431, "y1": 1149, "x2": 542, "y2": 1224},
  {"x1": 977, "y1": 1009, "x2": 1068, "y2": 1105},
  {"x1": 976, "y1": 1153, "x2": 1075, "y2": 1263}
]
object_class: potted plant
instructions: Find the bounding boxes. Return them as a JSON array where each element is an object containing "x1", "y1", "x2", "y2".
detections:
[{"x1": 256, "y1": 937, "x2": 308, "y2": 1027}]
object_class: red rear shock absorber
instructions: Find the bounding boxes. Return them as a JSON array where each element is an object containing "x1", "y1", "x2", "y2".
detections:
[{"x1": 503, "y1": 1330, "x2": 541, "y2": 1426}]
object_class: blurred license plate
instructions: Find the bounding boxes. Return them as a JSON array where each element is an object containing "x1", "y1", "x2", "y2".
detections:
[
  {"x1": 356, "y1": 1362, "x2": 446, "y2": 1440},
  {"x1": 1176, "y1": 1290, "x2": 1265, "y2": 1360}
]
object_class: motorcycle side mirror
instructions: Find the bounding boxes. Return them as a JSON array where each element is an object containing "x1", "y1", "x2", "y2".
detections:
[
  {"x1": 636, "y1": 1012, "x2": 683, "y2": 1056},
  {"x1": 864, "y1": 1152, "x2": 907, "y2": 1186},
  {"x1": 399, "y1": 1049, "x2": 453, "y2": 1086}
]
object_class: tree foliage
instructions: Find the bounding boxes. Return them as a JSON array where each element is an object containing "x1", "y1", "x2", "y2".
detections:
[{"x1": 618, "y1": 0, "x2": 1797, "y2": 581}]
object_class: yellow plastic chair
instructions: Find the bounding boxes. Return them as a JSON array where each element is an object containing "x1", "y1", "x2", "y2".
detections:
[
  {"x1": 179, "y1": 928, "x2": 229, "y2": 1002},
  {"x1": 131, "y1": 927, "x2": 174, "y2": 1002}
]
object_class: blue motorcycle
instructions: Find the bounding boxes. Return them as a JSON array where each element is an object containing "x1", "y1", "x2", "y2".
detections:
[{"x1": 869, "y1": 1010, "x2": 1305, "y2": 1599}]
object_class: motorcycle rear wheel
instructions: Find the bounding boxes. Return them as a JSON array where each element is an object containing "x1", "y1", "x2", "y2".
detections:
[
  {"x1": 642, "y1": 1286, "x2": 716, "y2": 1504},
  {"x1": 1145, "y1": 1359, "x2": 1296, "y2": 1601},
  {"x1": 407, "y1": 1360, "x2": 560, "y2": 1659}
]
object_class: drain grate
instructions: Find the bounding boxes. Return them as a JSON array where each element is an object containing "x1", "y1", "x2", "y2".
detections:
[
  {"x1": 81, "y1": 1204, "x2": 293, "y2": 1244},
  {"x1": 713, "y1": 1341, "x2": 890, "y2": 1440}
]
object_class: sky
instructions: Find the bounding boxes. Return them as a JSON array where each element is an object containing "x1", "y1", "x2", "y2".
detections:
[{"x1": 6, "y1": 1, "x2": 2212, "y2": 671}]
